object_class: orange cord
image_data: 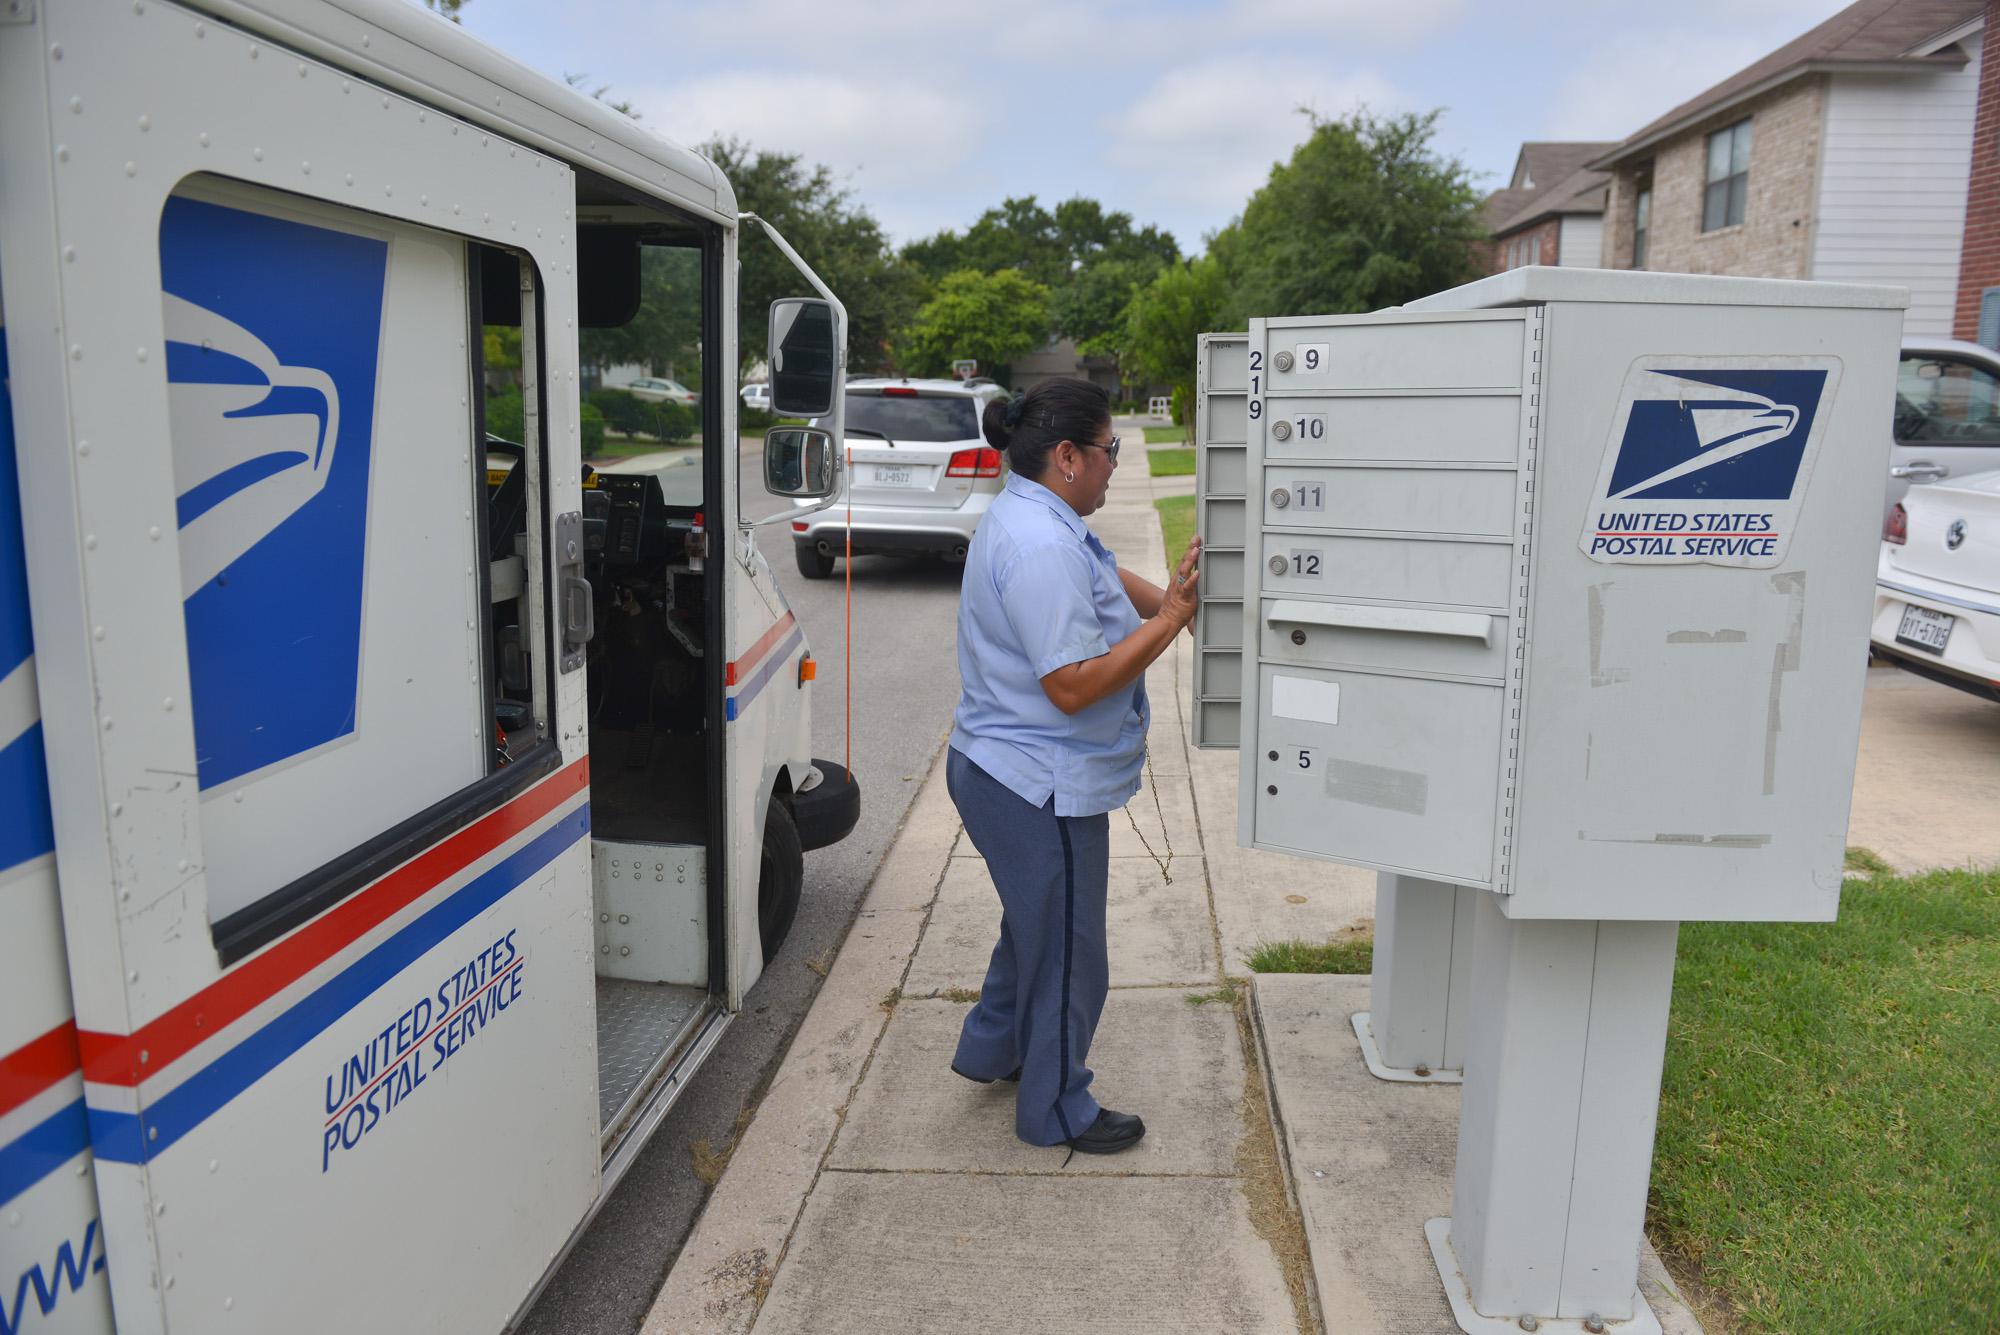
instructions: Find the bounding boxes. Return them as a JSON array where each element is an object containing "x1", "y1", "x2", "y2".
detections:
[{"x1": 844, "y1": 442, "x2": 853, "y2": 782}]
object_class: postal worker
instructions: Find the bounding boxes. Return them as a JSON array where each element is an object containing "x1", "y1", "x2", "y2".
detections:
[{"x1": 945, "y1": 376, "x2": 1201, "y2": 1154}]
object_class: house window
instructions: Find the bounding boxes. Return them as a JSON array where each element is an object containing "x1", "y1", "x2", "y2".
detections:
[
  {"x1": 1703, "y1": 119, "x2": 1752, "y2": 231},
  {"x1": 1531, "y1": 232, "x2": 1543, "y2": 265},
  {"x1": 1632, "y1": 184, "x2": 1651, "y2": 268}
]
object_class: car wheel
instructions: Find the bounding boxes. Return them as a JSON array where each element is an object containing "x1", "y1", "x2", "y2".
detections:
[
  {"x1": 795, "y1": 542, "x2": 835, "y2": 579},
  {"x1": 758, "y1": 796, "x2": 804, "y2": 965}
]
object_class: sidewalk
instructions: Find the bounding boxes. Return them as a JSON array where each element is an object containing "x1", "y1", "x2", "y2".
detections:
[{"x1": 648, "y1": 439, "x2": 1368, "y2": 1333}]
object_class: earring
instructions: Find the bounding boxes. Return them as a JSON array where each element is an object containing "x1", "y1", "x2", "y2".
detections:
[{"x1": 1065, "y1": 472, "x2": 1075, "y2": 483}]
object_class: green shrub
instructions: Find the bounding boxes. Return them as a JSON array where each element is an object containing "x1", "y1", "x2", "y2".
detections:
[
  {"x1": 588, "y1": 388, "x2": 653, "y2": 436},
  {"x1": 1170, "y1": 383, "x2": 1191, "y2": 427},
  {"x1": 651, "y1": 400, "x2": 698, "y2": 443},
  {"x1": 579, "y1": 401, "x2": 605, "y2": 456}
]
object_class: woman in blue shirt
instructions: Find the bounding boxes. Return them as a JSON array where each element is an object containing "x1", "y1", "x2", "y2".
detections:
[{"x1": 947, "y1": 377, "x2": 1201, "y2": 1155}]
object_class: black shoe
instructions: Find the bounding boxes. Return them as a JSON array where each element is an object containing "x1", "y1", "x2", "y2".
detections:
[
  {"x1": 952, "y1": 1063, "x2": 1024, "y2": 1085},
  {"x1": 1065, "y1": 1109, "x2": 1145, "y2": 1155}
]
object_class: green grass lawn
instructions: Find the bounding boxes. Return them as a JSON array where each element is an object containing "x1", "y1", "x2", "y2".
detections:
[
  {"x1": 1155, "y1": 495, "x2": 1195, "y2": 565},
  {"x1": 1143, "y1": 424, "x2": 1189, "y2": 445},
  {"x1": 1147, "y1": 447, "x2": 1196, "y2": 478},
  {"x1": 1651, "y1": 867, "x2": 1999, "y2": 1330}
]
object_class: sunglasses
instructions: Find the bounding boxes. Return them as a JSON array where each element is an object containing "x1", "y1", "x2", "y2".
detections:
[{"x1": 1071, "y1": 435, "x2": 1121, "y2": 461}]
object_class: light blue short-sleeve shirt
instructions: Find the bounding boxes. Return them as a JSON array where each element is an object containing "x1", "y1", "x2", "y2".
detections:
[{"x1": 949, "y1": 473, "x2": 1148, "y2": 817}]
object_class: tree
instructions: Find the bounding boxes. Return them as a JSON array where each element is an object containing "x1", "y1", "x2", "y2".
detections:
[
  {"x1": 903, "y1": 196, "x2": 1178, "y2": 292},
  {"x1": 421, "y1": 0, "x2": 465, "y2": 21},
  {"x1": 895, "y1": 269, "x2": 1051, "y2": 379},
  {"x1": 1212, "y1": 109, "x2": 1483, "y2": 322},
  {"x1": 1113, "y1": 256, "x2": 1232, "y2": 426},
  {"x1": 700, "y1": 138, "x2": 921, "y2": 375},
  {"x1": 1056, "y1": 255, "x2": 1168, "y2": 357}
]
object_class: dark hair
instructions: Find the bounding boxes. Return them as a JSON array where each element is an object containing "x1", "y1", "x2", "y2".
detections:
[{"x1": 981, "y1": 378, "x2": 1112, "y2": 481}]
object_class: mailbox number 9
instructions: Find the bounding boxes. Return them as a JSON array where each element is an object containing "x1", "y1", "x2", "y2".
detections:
[
  {"x1": 1296, "y1": 343, "x2": 1327, "y2": 372},
  {"x1": 1249, "y1": 398, "x2": 1262, "y2": 421}
]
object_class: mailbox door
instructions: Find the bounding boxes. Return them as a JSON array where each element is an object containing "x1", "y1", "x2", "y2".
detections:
[
  {"x1": 1192, "y1": 334, "x2": 1249, "y2": 748},
  {"x1": 1238, "y1": 310, "x2": 1540, "y2": 889}
]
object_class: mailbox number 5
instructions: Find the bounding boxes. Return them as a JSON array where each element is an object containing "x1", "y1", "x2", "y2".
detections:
[{"x1": 1298, "y1": 749, "x2": 1313, "y2": 770}]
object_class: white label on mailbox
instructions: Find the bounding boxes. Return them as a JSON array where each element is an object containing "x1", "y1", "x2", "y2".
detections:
[
  {"x1": 1579, "y1": 355, "x2": 1842, "y2": 567},
  {"x1": 1271, "y1": 674, "x2": 1340, "y2": 725}
]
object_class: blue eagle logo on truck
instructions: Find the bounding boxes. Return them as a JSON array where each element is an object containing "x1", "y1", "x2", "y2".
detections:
[{"x1": 160, "y1": 197, "x2": 387, "y2": 790}]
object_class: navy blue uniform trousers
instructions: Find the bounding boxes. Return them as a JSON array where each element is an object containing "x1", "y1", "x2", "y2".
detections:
[{"x1": 946, "y1": 749, "x2": 1112, "y2": 1146}]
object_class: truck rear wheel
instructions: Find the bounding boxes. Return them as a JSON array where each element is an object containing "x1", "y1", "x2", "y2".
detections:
[
  {"x1": 758, "y1": 796, "x2": 804, "y2": 964},
  {"x1": 794, "y1": 542, "x2": 835, "y2": 579}
]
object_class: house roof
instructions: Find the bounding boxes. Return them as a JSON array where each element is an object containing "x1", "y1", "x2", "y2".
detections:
[
  {"x1": 1590, "y1": 0, "x2": 1983, "y2": 169},
  {"x1": 1481, "y1": 142, "x2": 1614, "y2": 235}
]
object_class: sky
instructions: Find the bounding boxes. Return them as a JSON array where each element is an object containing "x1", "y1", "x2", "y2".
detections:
[{"x1": 446, "y1": 0, "x2": 1859, "y2": 255}]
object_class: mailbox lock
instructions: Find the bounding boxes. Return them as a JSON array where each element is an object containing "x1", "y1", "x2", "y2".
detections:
[
  {"x1": 1271, "y1": 419, "x2": 1292, "y2": 441},
  {"x1": 1266, "y1": 785, "x2": 1278, "y2": 796},
  {"x1": 1273, "y1": 350, "x2": 1295, "y2": 372},
  {"x1": 1270, "y1": 487, "x2": 1290, "y2": 508},
  {"x1": 1268, "y1": 556, "x2": 1288, "y2": 576},
  {"x1": 1267, "y1": 751, "x2": 1278, "y2": 761},
  {"x1": 1290, "y1": 629, "x2": 1307, "y2": 646}
]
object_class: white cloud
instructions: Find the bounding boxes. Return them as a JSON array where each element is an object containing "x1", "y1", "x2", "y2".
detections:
[
  {"x1": 1542, "y1": 0, "x2": 1853, "y2": 143},
  {"x1": 634, "y1": 72, "x2": 985, "y2": 194},
  {"x1": 1229, "y1": 0, "x2": 1468, "y2": 45},
  {"x1": 1104, "y1": 56, "x2": 1404, "y2": 221}
]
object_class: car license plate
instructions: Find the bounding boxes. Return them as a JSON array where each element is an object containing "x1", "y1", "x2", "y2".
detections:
[
  {"x1": 872, "y1": 465, "x2": 915, "y2": 488},
  {"x1": 1895, "y1": 604, "x2": 1954, "y2": 655}
]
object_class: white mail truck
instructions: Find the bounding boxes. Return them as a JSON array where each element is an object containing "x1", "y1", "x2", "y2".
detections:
[{"x1": 0, "y1": 2, "x2": 861, "y2": 1329}]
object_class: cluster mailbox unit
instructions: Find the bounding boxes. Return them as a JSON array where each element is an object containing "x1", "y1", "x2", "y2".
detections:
[{"x1": 1194, "y1": 267, "x2": 1904, "y2": 1331}]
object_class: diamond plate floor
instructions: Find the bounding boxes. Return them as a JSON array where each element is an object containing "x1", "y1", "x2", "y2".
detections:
[{"x1": 596, "y1": 977, "x2": 707, "y2": 1130}]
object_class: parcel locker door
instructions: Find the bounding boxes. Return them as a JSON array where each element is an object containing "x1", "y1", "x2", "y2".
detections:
[{"x1": 1192, "y1": 333, "x2": 1248, "y2": 748}]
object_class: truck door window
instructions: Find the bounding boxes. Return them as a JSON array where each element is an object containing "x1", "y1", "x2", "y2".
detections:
[
  {"x1": 580, "y1": 239, "x2": 708, "y2": 508},
  {"x1": 159, "y1": 178, "x2": 552, "y2": 956}
]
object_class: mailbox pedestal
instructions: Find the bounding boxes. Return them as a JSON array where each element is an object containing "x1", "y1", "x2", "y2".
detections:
[
  {"x1": 1356, "y1": 873, "x2": 1473, "y2": 1082},
  {"x1": 1435, "y1": 896, "x2": 1678, "y2": 1330}
]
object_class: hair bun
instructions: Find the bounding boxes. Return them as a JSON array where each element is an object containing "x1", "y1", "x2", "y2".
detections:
[{"x1": 1002, "y1": 393, "x2": 1027, "y2": 429}]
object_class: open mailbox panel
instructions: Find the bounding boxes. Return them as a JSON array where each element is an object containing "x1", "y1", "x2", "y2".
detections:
[{"x1": 1198, "y1": 271, "x2": 1905, "y2": 921}]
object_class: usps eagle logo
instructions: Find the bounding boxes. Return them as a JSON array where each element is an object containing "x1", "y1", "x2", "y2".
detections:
[{"x1": 1580, "y1": 356, "x2": 1843, "y2": 567}]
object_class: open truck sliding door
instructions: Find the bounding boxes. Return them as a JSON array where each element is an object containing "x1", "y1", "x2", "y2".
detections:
[{"x1": 0, "y1": 8, "x2": 603, "y2": 1329}]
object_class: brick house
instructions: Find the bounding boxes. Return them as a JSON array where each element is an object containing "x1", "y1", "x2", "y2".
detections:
[
  {"x1": 1589, "y1": 0, "x2": 1984, "y2": 336},
  {"x1": 1481, "y1": 142, "x2": 1615, "y2": 273},
  {"x1": 1952, "y1": 0, "x2": 2000, "y2": 342}
]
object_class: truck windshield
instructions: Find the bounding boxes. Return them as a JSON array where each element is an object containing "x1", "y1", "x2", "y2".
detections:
[{"x1": 845, "y1": 393, "x2": 979, "y2": 443}]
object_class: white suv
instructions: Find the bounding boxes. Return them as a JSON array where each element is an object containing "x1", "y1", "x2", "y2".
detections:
[{"x1": 792, "y1": 378, "x2": 1009, "y2": 578}]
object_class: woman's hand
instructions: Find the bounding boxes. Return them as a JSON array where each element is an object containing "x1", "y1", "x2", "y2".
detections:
[{"x1": 1160, "y1": 536, "x2": 1202, "y2": 632}]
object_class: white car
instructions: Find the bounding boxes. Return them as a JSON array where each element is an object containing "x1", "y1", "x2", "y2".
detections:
[
  {"x1": 791, "y1": 377, "x2": 1009, "y2": 578},
  {"x1": 623, "y1": 375, "x2": 698, "y2": 407},
  {"x1": 1871, "y1": 467, "x2": 2000, "y2": 702},
  {"x1": 741, "y1": 381, "x2": 771, "y2": 412},
  {"x1": 1888, "y1": 337, "x2": 2000, "y2": 523}
]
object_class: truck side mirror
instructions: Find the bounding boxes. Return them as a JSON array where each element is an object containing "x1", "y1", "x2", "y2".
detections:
[
  {"x1": 768, "y1": 298, "x2": 838, "y2": 417},
  {"x1": 764, "y1": 427, "x2": 838, "y2": 500}
]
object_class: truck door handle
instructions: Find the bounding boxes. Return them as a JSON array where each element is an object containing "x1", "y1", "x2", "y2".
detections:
[
  {"x1": 1266, "y1": 599, "x2": 1495, "y2": 645},
  {"x1": 1890, "y1": 461, "x2": 1949, "y2": 481},
  {"x1": 555, "y1": 510, "x2": 592, "y2": 672}
]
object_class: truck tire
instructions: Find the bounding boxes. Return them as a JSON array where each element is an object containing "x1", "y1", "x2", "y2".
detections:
[
  {"x1": 795, "y1": 542, "x2": 835, "y2": 579},
  {"x1": 758, "y1": 796, "x2": 804, "y2": 964}
]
